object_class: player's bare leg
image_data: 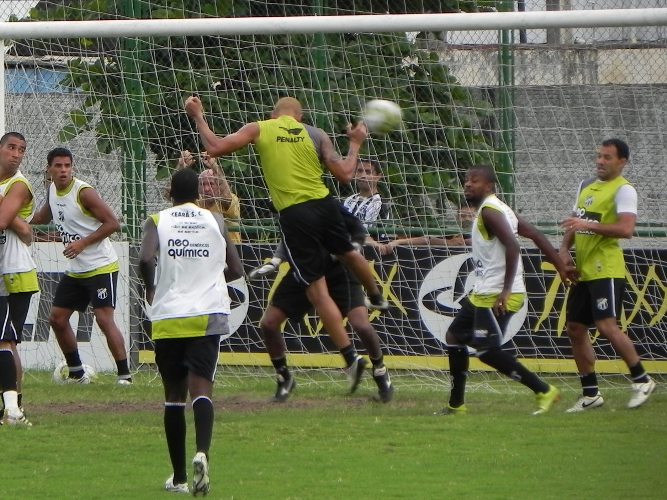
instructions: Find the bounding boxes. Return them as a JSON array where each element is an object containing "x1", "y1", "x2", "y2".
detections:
[
  {"x1": 337, "y1": 250, "x2": 388, "y2": 310},
  {"x1": 94, "y1": 307, "x2": 132, "y2": 384}
]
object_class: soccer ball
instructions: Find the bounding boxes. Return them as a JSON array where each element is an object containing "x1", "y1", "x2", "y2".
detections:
[
  {"x1": 362, "y1": 99, "x2": 402, "y2": 134},
  {"x1": 52, "y1": 360, "x2": 97, "y2": 384}
]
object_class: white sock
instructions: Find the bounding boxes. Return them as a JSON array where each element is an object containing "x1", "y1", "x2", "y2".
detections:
[
  {"x1": 2, "y1": 390, "x2": 19, "y2": 412},
  {"x1": 269, "y1": 257, "x2": 282, "y2": 267}
]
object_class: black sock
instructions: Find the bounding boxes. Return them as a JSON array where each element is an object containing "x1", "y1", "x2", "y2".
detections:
[
  {"x1": 164, "y1": 404, "x2": 187, "y2": 484},
  {"x1": 629, "y1": 362, "x2": 649, "y2": 383},
  {"x1": 64, "y1": 351, "x2": 85, "y2": 378},
  {"x1": 0, "y1": 350, "x2": 17, "y2": 392},
  {"x1": 271, "y1": 357, "x2": 291, "y2": 380},
  {"x1": 369, "y1": 356, "x2": 385, "y2": 370},
  {"x1": 17, "y1": 392, "x2": 22, "y2": 408},
  {"x1": 447, "y1": 347, "x2": 469, "y2": 408},
  {"x1": 115, "y1": 358, "x2": 131, "y2": 378},
  {"x1": 340, "y1": 345, "x2": 359, "y2": 367},
  {"x1": 478, "y1": 348, "x2": 550, "y2": 394},
  {"x1": 192, "y1": 396, "x2": 214, "y2": 457},
  {"x1": 580, "y1": 372, "x2": 599, "y2": 397}
]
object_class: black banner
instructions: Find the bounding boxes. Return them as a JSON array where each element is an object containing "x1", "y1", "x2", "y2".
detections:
[{"x1": 208, "y1": 245, "x2": 667, "y2": 362}]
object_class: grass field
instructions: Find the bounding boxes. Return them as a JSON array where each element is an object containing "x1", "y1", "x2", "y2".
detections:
[{"x1": 3, "y1": 369, "x2": 666, "y2": 499}]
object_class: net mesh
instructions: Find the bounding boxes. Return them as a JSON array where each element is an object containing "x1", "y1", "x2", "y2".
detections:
[{"x1": 2, "y1": 1, "x2": 666, "y2": 389}]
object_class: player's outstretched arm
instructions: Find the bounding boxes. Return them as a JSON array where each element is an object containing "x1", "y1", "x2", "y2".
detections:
[
  {"x1": 518, "y1": 215, "x2": 571, "y2": 285},
  {"x1": 320, "y1": 123, "x2": 367, "y2": 184},
  {"x1": 184, "y1": 96, "x2": 259, "y2": 157}
]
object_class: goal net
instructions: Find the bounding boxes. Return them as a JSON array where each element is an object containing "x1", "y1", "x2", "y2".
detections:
[{"x1": 3, "y1": 1, "x2": 666, "y2": 391}]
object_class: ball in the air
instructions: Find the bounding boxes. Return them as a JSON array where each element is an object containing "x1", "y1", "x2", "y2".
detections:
[{"x1": 363, "y1": 99, "x2": 402, "y2": 134}]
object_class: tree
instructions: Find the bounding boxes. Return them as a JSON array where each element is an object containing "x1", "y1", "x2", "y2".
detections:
[{"x1": 23, "y1": 0, "x2": 498, "y2": 230}]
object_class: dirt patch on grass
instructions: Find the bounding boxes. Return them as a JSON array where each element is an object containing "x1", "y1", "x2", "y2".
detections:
[{"x1": 26, "y1": 392, "x2": 381, "y2": 416}]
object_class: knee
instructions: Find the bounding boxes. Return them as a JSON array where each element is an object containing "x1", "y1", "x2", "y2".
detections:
[
  {"x1": 94, "y1": 310, "x2": 117, "y2": 332},
  {"x1": 49, "y1": 311, "x2": 67, "y2": 331},
  {"x1": 259, "y1": 318, "x2": 280, "y2": 339},
  {"x1": 566, "y1": 323, "x2": 589, "y2": 343}
]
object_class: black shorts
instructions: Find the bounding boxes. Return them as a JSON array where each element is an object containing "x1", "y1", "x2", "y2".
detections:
[
  {"x1": 279, "y1": 196, "x2": 354, "y2": 286},
  {"x1": 339, "y1": 203, "x2": 368, "y2": 245},
  {"x1": 0, "y1": 296, "x2": 18, "y2": 343},
  {"x1": 8, "y1": 292, "x2": 35, "y2": 343},
  {"x1": 566, "y1": 278, "x2": 625, "y2": 325},
  {"x1": 448, "y1": 297, "x2": 513, "y2": 351},
  {"x1": 53, "y1": 272, "x2": 118, "y2": 312},
  {"x1": 271, "y1": 261, "x2": 365, "y2": 321},
  {"x1": 155, "y1": 335, "x2": 220, "y2": 384}
]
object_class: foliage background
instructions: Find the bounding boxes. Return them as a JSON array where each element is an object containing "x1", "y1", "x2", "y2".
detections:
[{"x1": 20, "y1": 0, "x2": 505, "y2": 229}]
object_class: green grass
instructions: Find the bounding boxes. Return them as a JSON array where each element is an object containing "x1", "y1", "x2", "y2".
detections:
[{"x1": 4, "y1": 370, "x2": 666, "y2": 499}]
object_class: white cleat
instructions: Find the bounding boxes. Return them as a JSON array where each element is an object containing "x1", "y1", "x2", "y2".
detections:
[
  {"x1": 192, "y1": 452, "x2": 210, "y2": 496},
  {"x1": 117, "y1": 377, "x2": 133, "y2": 386},
  {"x1": 566, "y1": 392, "x2": 605, "y2": 413},
  {"x1": 165, "y1": 475, "x2": 189, "y2": 494},
  {"x1": 248, "y1": 262, "x2": 279, "y2": 281},
  {"x1": 65, "y1": 373, "x2": 92, "y2": 384},
  {"x1": 628, "y1": 378, "x2": 656, "y2": 409},
  {"x1": 2, "y1": 409, "x2": 32, "y2": 427}
]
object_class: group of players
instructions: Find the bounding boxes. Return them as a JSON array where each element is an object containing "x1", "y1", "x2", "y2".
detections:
[
  {"x1": 0, "y1": 135, "x2": 131, "y2": 429},
  {"x1": 0, "y1": 98, "x2": 658, "y2": 496}
]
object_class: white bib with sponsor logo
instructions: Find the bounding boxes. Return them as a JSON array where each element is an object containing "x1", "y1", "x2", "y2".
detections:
[{"x1": 150, "y1": 202, "x2": 230, "y2": 321}]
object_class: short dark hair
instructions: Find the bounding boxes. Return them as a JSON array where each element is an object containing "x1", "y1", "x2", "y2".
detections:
[
  {"x1": 601, "y1": 138, "x2": 630, "y2": 160},
  {"x1": 0, "y1": 132, "x2": 26, "y2": 145},
  {"x1": 358, "y1": 158, "x2": 382, "y2": 175},
  {"x1": 47, "y1": 147, "x2": 74, "y2": 166},
  {"x1": 170, "y1": 168, "x2": 199, "y2": 204},
  {"x1": 467, "y1": 164, "x2": 498, "y2": 184}
]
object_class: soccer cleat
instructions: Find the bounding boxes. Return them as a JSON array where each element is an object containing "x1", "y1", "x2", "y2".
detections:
[
  {"x1": 273, "y1": 372, "x2": 295, "y2": 403},
  {"x1": 192, "y1": 452, "x2": 210, "y2": 497},
  {"x1": 372, "y1": 366, "x2": 394, "y2": 403},
  {"x1": 2, "y1": 409, "x2": 32, "y2": 427},
  {"x1": 117, "y1": 377, "x2": 133, "y2": 386},
  {"x1": 165, "y1": 475, "x2": 189, "y2": 494},
  {"x1": 434, "y1": 404, "x2": 468, "y2": 416},
  {"x1": 628, "y1": 377, "x2": 656, "y2": 409},
  {"x1": 65, "y1": 373, "x2": 92, "y2": 384},
  {"x1": 346, "y1": 356, "x2": 368, "y2": 393},
  {"x1": 248, "y1": 261, "x2": 279, "y2": 281},
  {"x1": 364, "y1": 295, "x2": 389, "y2": 311},
  {"x1": 565, "y1": 392, "x2": 605, "y2": 413},
  {"x1": 533, "y1": 385, "x2": 561, "y2": 415}
]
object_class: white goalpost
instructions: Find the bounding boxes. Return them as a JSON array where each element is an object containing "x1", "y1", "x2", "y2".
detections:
[
  {"x1": 2, "y1": 4, "x2": 667, "y2": 390},
  {"x1": 1, "y1": 9, "x2": 667, "y2": 38}
]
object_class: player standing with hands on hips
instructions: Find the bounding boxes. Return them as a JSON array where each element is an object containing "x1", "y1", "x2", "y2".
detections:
[{"x1": 560, "y1": 138, "x2": 656, "y2": 412}]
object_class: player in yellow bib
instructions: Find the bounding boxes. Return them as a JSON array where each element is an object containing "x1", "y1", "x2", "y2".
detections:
[
  {"x1": 560, "y1": 138, "x2": 656, "y2": 411},
  {"x1": 185, "y1": 95, "x2": 388, "y2": 379},
  {"x1": 0, "y1": 132, "x2": 36, "y2": 426}
]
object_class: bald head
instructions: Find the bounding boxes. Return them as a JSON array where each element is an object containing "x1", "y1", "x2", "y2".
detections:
[{"x1": 272, "y1": 97, "x2": 303, "y2": 121}]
